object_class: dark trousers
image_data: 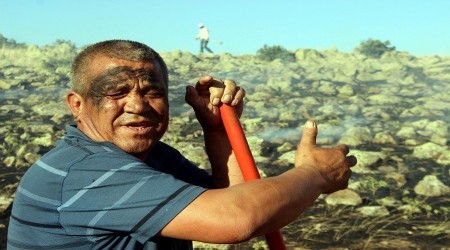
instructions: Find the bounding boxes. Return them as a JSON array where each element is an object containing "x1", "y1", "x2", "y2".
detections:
[{"x1": 200, "y1": 40, "x2": 213, "y2": 53}]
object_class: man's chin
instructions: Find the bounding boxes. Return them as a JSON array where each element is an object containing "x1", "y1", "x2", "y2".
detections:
[
  {"x1": 115, "y1": 131, "x2": 164, "y2": 157},
  {"x1": 117, "y1": 140, "x2": 154, "y2": 156}
]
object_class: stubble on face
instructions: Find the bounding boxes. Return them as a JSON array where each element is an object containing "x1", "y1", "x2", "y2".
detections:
[{"x1": 79, "y1": 57, "x2": 169, "y2": 159}]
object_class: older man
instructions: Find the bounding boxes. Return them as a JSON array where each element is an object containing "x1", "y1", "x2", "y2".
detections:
[{"x1": 8, "y1": 40, "x2": 356, "y2": 249}]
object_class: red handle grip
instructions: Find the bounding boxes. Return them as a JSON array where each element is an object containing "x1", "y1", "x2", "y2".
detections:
[{"x1": 219, "y1": 104, "x2": 286, "y2": 250}]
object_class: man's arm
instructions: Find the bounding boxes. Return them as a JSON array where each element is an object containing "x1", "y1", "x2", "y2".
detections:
[
  {"x1": 203, "y1": 130, "x2": 244, "y2": 188},
  {"x1": 185, "y1": 76, "x2": 246, "y2": 188},
  {"x1": 177, "y1": 76, "x2": 356, "y2": 243},
  {"x1": 161, "y1": 120, "x2": 356, "y2": 243}
]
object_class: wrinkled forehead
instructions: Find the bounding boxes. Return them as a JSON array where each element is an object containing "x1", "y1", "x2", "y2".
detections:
[
  {"x1": 97, "y1": 55, "x2": 161, "y2": 74},
  {"x1": 100, "y1": 66, "x2": 157, "y2": 81},
  {"x1": 89, "y1": 55, "x2": 166, "y2": 85}
]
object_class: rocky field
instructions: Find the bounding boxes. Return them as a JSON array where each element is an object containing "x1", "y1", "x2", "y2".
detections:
[{"x1": 0, "y1": 42, "x2": 449, "y2": 249}]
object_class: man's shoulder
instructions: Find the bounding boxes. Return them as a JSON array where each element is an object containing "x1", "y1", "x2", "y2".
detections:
[
  {"x1": 152, "y1": 141, "x2": 183, "y2": 158},
  {"x1": 61, "y1": 124, "x2": 130, "y2": 156}
]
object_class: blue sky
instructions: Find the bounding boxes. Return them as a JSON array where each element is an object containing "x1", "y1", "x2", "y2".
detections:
[{"x1": 1, "y1": 0, "x2": 449, "y2": 56}]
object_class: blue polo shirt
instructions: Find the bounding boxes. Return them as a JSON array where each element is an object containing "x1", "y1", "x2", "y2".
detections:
[{"x1": 8, "y1": 125, "x2": 211, "y2": 249}]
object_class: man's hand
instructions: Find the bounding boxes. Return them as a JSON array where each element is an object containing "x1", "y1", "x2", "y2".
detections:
[
  {"x1": 295, "y1": 120, "x2": 357, "y2": 194},
  {"x1": 185, "y1": 76, "x2": 245, "y2": 131}
]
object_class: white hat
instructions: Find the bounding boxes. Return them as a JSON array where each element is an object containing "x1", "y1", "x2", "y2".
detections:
[{"x1": 198, "y1": 23, "x2": 204, "y2": 28}]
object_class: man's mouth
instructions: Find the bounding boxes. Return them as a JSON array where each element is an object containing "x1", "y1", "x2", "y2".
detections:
[
  {"x1": 124, "y1": 121, "x2": 156, "y2": 132},
  {"x1": 128, "y1": 124, "x2": 148, "y2": 130}
]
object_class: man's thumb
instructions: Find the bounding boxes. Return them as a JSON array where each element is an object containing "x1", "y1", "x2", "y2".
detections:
[{"x1": 300, "y1": 120, "x2": 318, "y2": 147}]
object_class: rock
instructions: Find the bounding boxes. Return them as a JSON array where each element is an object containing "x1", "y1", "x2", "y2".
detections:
[
  {"x1": 246, "y1": 136, "x2": 266, "y2": 157},
  {"x1": 16, "y1": 144, "x2": 40, "y2": 157},
  {"x1": 317, "y1": 81, "x2": 337, "y2": 95},
  {"x1": 27, "y1": 124, "x2": 55, "y2": 134},
  {"x1": 176, "y1": 143, "x2": 208, "y2": 169},
  {"x1": 277, "y1": 142, "x2": 295, "y2": 153},
  {"x1": 193, "y1": 241, "x2": 229, "y2": 250},
  {"x1": 396, "y1": 126, "x2": 416, "y2": 139},
  {"x1": 412, "y1": 142, "x2": 447, "y2": 160},
  {"x1": 0, "y1": 79, "x2": 11, "y2": 90},
  {"x1": 348, "y1": 150, "x2": 386, "y2": 173},
  {"x1": 385, "y1": 172, "x2": 407, "y2": 187},
  {"x1": 301, "y1": 96, "x2": 321, "y2": 106},
  {"x1": 377, "y1": 197, "x2": 402, "y2": 207},
  {"x1": 430, "y1": 134, "x2": 448, "y2": 146},
  {"x1": 0, "y1": 195, "x2": 13, "y2": 212},
  {"x1": 24, "y1": 152, "x2": 41, "y2": 164},
  {"x1": 399, "y1": 204, "x2": 422, "y2": 214},
  {"x1": 278, "y1": 151, "x2": 295, "y2": 165},
  {"x1": 32, "y1": 133, "x2": 54, "y2": 147},
  {"x1": 368, "y1": 94, "x2": 403, "y2": 105},
  {"x1": 325, "y1": 189, "x2": 362, "y2": 206},
  {"x1": 316, "y1": 123, "x2": 345, "y2": 138},
  {"x1": 337, "y1": 84, "x2": 354, "y2": 96},
  {"x1": 418, "y1": 120, "x2": 448, "y2": 138},
  {"x1": 372, "y1": 131, "x2": 397, "y2": 144},
  {"x1": 318, "y1": 104, "x2": 343, "y2": 116},
  {"x1": 404, "y1": 138, "x2": 424, "y2": 146},
  {"x1": 278, "y1": 110, "x2": 298, "y2": 123},
  {"x1": 2, "y1": 156, "x2": 15, "y2": 168},
  {"x1": 294, "y1": 48, "x2": 324, "y2": 61},
  {"x1": 424, "y1": 99, "x2": 450, "y2": 112},
  {"x1": 242, "y1": 117, "x2": 264, "y2": 134},
  {"x1": 338, "y1": 127, "x2": 372, "y2": 146},
  {"x1": 436, "y1": 150, "x2": 450, "y2": 165},
  {"x1": 356, "y1": 206, "x2": 390, "y2": 217},
  {"x1": 267, "y1": 77, "x2": 293, "y2": 94},
  {"x1": 411, "y1": 119, "x2": 430, "y2": 130},
  {"x1": 414, "y1": 175, "x2": 450, "y2": 197}
]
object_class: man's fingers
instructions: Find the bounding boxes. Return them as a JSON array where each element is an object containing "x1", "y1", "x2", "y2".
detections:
[
  {"x1": 232, "y1": 87, "x2": 246, "y2": 106},
  {"x1": 196, "y1": 77, "x2": 224, "y2": 106},
  {"x1": 299, "y1": 120, "x2": 318, "y2": 147},
  {"x1": 335, "y1": 144, "x2": 357, "y2": 167},
  {"x1": 193, "y1": 76, "x2": 245, "y2": 107},
  {"x1": 346, "y1": 155, "x2": 357, "y2": 167},
  {"x1": 208, "y1": 79, "x2": 224, "y2": 106},
  {"x1": 185, "y1": 85, "x2": 200, "y2": 107},
  {"x1": 221, "y1": 79, "x2": 237, "y2": 104},
  {"x1": 336, "y1": 144, "x2": 350, "y2": 155},
  {"x1": 195, "y1": 76, "x2": 213, "y2": 91}
]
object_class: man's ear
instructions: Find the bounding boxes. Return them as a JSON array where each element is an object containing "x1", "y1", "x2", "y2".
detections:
[{"x1": 66, "y1": 91, "x2": 83, "y2": 121}]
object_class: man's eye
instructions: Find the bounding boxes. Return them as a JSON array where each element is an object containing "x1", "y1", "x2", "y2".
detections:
[
  {"x1": 107, "y1": 91, "x2": 128, "y2": 99},
  {"x1": 146, "y1": 90, "x2": 165, "y2": 98}
]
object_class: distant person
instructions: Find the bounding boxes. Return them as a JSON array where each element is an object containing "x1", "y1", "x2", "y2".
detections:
[
  {"x1": 196, "y1": 23, "x2": 213, "y2": 53},
  {"x1": 7, "y1": 39, "x2": 356, "y2": 249}
]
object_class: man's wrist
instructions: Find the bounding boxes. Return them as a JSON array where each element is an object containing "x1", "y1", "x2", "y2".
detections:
[
  {"x1": 291, "y1": 165, "x2": 326, "y2": 194},
  {"x1": 203, "y1": 128, "x2": 228, "y2": 140}
]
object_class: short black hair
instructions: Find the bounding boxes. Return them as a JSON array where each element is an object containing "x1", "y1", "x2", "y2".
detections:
[{"x1": 71, "y1": 39, "x2": 169, "y2": 99}]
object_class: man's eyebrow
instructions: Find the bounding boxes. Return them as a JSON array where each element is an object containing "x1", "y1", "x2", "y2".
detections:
[
  {"x1": 88, "y1": 67, "x2": 131, "y2": 97},
  {"x1": 99, "y1": 66, "x2": 134, "y2": 80},
  {"x1": 101, "y1": 67, "x2": 158, "y2": 81},
  {"x1": 93, "y1": 67, "x2": 148, "y2": 86}
]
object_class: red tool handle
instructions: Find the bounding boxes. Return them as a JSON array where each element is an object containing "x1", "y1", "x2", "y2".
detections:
[{"x1": 219, "y1": 104, "x2": 286, "y2": 250}]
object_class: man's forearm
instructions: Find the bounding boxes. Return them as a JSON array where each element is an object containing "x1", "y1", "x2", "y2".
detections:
[
  {"x1": 160, "y1": 166, "x2": 324, "y2": 243},
  {"x1": 208, "y1": 166, "x2": 324, "y2": 240},
  {"x1": 237, "y1": 167, "x2": 324, "y2": 237},
  {"x1": 203, "y1": 130, "x2": 244, "y2": 188}
]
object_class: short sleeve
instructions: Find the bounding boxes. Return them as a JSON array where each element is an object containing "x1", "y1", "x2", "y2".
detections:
[
  {"x1": 58, "y1": 153, "x2": 206, "y2": 244},
  {"x1": 146, "y1": 142, "x2": 213, "y2": 188}
]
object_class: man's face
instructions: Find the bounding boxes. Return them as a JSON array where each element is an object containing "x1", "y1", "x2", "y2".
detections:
[{"x1": 76, "y1": 55, "x2": 169, "y2": 160}]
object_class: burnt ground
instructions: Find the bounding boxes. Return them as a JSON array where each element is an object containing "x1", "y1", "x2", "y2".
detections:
[{"x1": 1, "y1": 189, "x2": 449, "y2": 249}]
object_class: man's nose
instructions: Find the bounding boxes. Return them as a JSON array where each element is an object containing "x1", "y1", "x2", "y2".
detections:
[{"x1": 124, "y1": 93, "x2": 151, "y2": 114}]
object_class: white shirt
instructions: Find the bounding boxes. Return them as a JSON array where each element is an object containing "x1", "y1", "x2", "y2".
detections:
[{"x1": 197, "y1": 27, "x2": 209, "y2": 41}]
